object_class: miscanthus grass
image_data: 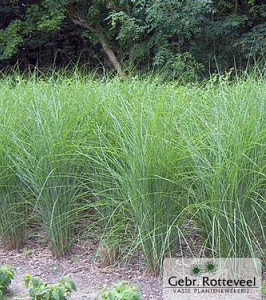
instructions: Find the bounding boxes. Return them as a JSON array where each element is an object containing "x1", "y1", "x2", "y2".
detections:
[{"x1": 0, "y1": 71, "x2": 264, "y2": 273}]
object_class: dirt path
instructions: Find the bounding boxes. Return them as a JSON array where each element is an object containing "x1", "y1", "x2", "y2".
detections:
[{"x1": 0, "y1": 244, "x2": 162, "y2": 299}]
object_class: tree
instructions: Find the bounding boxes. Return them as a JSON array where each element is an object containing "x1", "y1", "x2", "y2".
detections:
[
  {"x1": 0, "y1": 0, "x2": 128, "y2": 77},
  {"x1": 0, "y1": 0, "x2": 265, "y2": 75},
  {"x1": 193, "y1": 0, "x2": 266, "y2": 70}
]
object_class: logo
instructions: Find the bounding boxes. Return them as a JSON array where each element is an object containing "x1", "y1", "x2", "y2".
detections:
[
  {"x1": 204, "y1": 261, "x2": 218, "y2": 274},
  {"x1": 190, "y1": 264, "x2": 202, "y2": 277},
  {"x1": 163, "y1": 258, "x2": 261, "y2": 299},
  {"x1": 190, "y1": 261, "x2": 218, "y2": 277}
]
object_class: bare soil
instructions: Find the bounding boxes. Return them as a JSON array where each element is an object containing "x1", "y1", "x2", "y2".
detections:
[
  {"x1": 1, "y1": 238, "x2": 264, "y2": 300},
  {"x1": 0, "y1": 242, "x2": 162, "y2": 299}
]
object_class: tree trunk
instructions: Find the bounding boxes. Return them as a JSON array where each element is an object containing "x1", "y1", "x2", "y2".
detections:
[{"x1": 70, "y1": 16, "x2": 126, "y2": 79}]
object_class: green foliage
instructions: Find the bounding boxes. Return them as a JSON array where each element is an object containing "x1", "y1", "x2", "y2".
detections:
[
  {"x1": 237, "y1": 23, "x2": 266, "y2": 58},
  {"x1": 113, "y1": 0, "x2": 211, "y2": 73},
  {"x1": 25, "y1": 274, "x2": 76, "y2": 300},
  {"x1": 0, "y1": 20, "x2": 23, "y2": 60},
  {"x1": 162, "y1": 52, "x2": 204, "y2": 81},
  {"x1": 262, "y1": 281, "x2": 266, "y2": 295},
  {"x1": 194, "y1": 0, "x2": 266, "y2": 70},
  {"x1": 25, "y1": 2, "x2": 66, "y2": 32},
  {"x1": 0, "y1": 264, "x2": 15, "y2": 297},
  {"x1": 0, "y1": 0, "x2": 265, "y2": 73},
  {"x1": 101, "y1": 281, "x2": 141, "y2": 300}
]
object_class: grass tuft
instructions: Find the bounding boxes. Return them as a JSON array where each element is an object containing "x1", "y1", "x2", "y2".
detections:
[{"x1": 0, "y1": 71, "x2": 265, "y2": 272}]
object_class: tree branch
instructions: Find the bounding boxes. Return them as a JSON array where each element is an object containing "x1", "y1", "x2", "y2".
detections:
[
  {"x1": 69, "y1": 16, "x2": 95, "y2": 32},
  {"x1": 69, "y1": 15, "x2": 126, "y2": 78}
]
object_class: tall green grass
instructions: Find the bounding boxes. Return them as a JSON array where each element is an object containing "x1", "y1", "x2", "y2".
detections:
[
  {"x1": 181, "y1": 78, "x2": 265, "y2": 259},
  {"x1": 0, "y1": 72, "x2": 265, "y2": 273},
  {"x1": 0, "y1": 84, "x2": 29, "y2": 248}
]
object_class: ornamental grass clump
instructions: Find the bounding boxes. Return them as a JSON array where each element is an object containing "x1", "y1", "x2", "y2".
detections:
[{"x1": 0, "y1": 71, "x2": 264, "y2": 273}]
